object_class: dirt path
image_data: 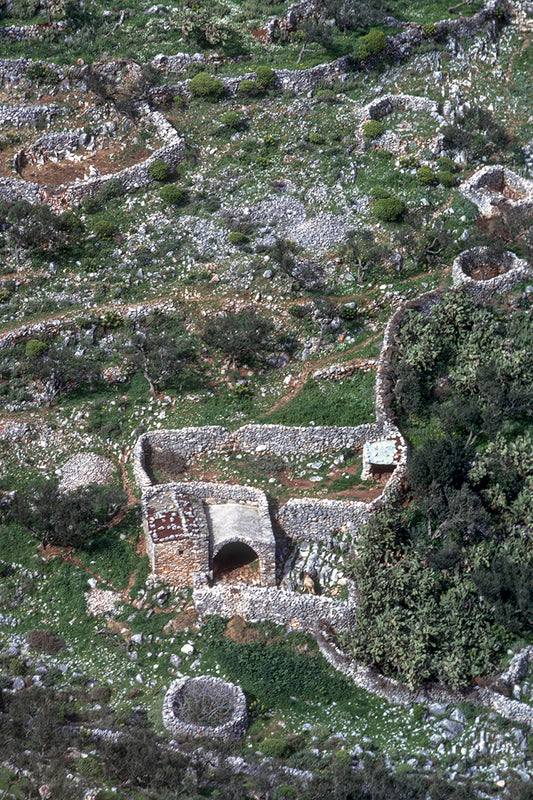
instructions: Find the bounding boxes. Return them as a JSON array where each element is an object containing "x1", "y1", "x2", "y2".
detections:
[
  {"x1": 265, "y1": 332, "x2": 382, "y2": 416},
  {"x1": 505, "y1": 32, "x2": 531, "y2": 82}
]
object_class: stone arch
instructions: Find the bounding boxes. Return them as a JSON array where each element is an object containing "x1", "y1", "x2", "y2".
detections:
[{"x1": 212, "y1": 540, "x2": 261, "y2": 583}]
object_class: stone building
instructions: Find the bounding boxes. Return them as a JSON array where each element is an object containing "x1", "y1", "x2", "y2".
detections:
[{"x1": 143, "y1": 482, "x2": 277, "y2": 588}]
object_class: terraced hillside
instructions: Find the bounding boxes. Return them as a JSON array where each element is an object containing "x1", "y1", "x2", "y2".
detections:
[{"x1": 1, "y1": 0, "x2": 533, "y2": 797}]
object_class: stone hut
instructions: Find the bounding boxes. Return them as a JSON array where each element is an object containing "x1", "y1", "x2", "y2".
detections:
[{"x1": 143, "y1": 482, "x2": 277, "y2": 588}]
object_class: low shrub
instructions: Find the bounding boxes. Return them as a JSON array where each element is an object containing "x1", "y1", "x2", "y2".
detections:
[
  {"x1": 422, "y1": 22, "x2": 437, "y2": 37},
  {"x1": 158, "y1": 184, "x2": 188, "y2": 205},
  {"x1": 101, "y1": 309, "x2": 122, "y2": 328},
  {"x1": 228, "y1": 231, "x2": 248, "y2": 244},
  {"x1": 255, "y1": 65, "x2": 275, "y2": 87},
  {"x1": 81, "y1": 195, "x2": 101, "y2": 214},
  {"x1": 0, "y1": 289, "x2": 9, "y2": 303},
  {"x1": 93, "y1": 219, "x2": 117, "y2": 239},
  {"x1": 189, "y1": 72, "x2": 225, "y2": 100},
  {"x1": 308, "y1": 130, "x2": 325, "y2": 144},
  {"x1": 26, "y1": 63, "x2": 58, "y2": 83},
  {"x1": 371, "y1": 187, "x2": 391, "y2": 199},
  {"x1": 399, "y1": 154, "x2": 419, "y2": 169},
  {"x1": 25, "y1": 339, "x2": 48, "y2": 358},
  {"x1": 259, "y1": 737, "x2": 292, "y2": 759},
  {"x1": 362, "y1": 119, "x2": 385, "y2": 139},
  {"x1": 416, "y1": 165, "x2": 436, "y2": 185},
  {"x1": 314, "y1": 89, "x2": 337, "y2": 103},
  {"x1": 237, "y1": 79, "x2": 259, "y2": 96},
  {"x1": 148, "y1": 158, "x2": 171, "y2": 182},
  {"x1": 436, "y1": 156, "x2": 456, "y2": 172},
  {"x1": 374, "y1": 196, "x2": 405, "y2": 221},
  {"x1": 437, "y1": 170, "x2": 457, "y2": 187},
  {"x1": 26, "y1": 629, "x2": 66, "y2": 655},
  {"x1": 341, "y1": 304, "x2": 359, "y2": 321},
  {"x1": 97, "y1": 178, "x2": 124, "y2": 203},
  {"x1": 357, "y1": 28, "x2": 386, "y2": 59},
  {"x1": 220, "y1": 110, "x2": 245, "y2": 130}
]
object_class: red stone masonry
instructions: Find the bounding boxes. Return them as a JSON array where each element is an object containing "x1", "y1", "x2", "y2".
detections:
[{"x1": 147, "y1": 495, "x2": 200, "y2": 543}]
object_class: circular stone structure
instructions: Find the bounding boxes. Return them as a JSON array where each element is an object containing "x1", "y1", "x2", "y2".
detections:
[
  {"x1": 452, "y1": 247, "x2": 529, "y2": 289},
  {"x1": 162, "y1": 676, "x2": 247, "y2": 740}
]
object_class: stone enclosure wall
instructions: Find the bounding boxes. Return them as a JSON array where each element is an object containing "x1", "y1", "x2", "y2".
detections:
[
  {"x1": 452, "y1": 246, "x2": 531, "y2": 297},
  {"x1": 162, "y1": 676, "x2": 248, "y2": 740},
  {"x1": 134, "y1": 421, "x2": 408, "y2": 543},
  {"x1": 362, "y1": 93, "x2": 442, "y2": 121},
  {"x1": 318, "y1": 626, "x2": 533, "y2": 729},
  {"x1": 194, "y1": 583, "x2": 357, "y2": 635},
  {"x1": 459, "y1": 165, "x2": 533, "y2": 222},
  {"x1": 0, "y1": 94, "x2": 186, "y2": 209}
]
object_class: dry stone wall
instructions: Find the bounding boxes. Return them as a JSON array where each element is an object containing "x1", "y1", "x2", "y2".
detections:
[
  {"x1": 318, "y1": 627, "x2": 533, "y2": 729},
  {"x1": 0, "y1": 103, "x2": 63, "y2": 127},
  {"x1": 52, "y1": 135, "x2": 185, "y2": 208},
  {"x1": 0, "y1": 100, "x2": 185, "y2": 209},
  {"x1": 194, "y1": 584, "x2": 357, "y2": 634},
  {"x1": 363, "y1": 94, "x2": 441, "y2": 121},
  {"x1": 162, "y1": 676, "x2": 248, "y2": 740},
  {"x1": 0, "y1": 175, "x2": 43, "y2": 203},
  {"x1": 0, "y1": 20, "x2": 67, "y2": 40},
  {"x1": 134, "y1": 421, "x2": 408, "y2": 545},
  {"x1": 459, "y1": 165, "x2": 533, "y2": 222},
  {"x1": 452, "y1": 247, "x2": 531, "y2": 298}
]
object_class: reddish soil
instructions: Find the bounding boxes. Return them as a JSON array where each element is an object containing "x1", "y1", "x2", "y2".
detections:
[
  {"x1": 223, "y1": 615, "x2": 262, "y2": 643},
  {"x1": 171, "y1": 455, "x2": 391, "y2": 503},
  {"x1": 17, "y1": 141, "x2": 151, "y2": 187}
]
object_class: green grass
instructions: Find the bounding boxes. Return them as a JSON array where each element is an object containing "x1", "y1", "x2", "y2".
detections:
[
  {"x1": 264, "y1": 372, "x2": 375, "y2": 427},
  {"x1": 76, "y1": 513, "x2": 141, "y2": 591}
]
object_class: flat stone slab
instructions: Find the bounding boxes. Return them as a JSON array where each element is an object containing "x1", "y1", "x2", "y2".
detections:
[
  {"x1": 363, "y1": 439, "x2": 397, "y2": 467},
  {"x1": 205, "y1": 502, "x2": 271, "y2": 547}
]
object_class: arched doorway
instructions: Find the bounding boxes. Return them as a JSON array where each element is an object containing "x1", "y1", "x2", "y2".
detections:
[{"x1": 212, "y1": 542, "x2": 260, "y2": 584}]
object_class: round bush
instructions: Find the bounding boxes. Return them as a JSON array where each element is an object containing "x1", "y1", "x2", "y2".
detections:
[
  {"x1": 341, "y1": 304, "x2": 359, "y2": 321},
  {"x1": 101, "y1": 310, "x2": 122, "y2": 328},
  {"x1": 148, "y1": 158, "x2": 171, "y2": 182},
  {"x1": 228, "y1": 231, "x2": 248, "y2": 244},
  {"x1": 308, "y1": 130, "x2": 325, "y2": 144},
  {"x1": 357, "y1": 28, "x2": 386, "y2": 59},
  {"x1": 81, "y1": 195, "x2": 101, "y2": 214},
  {"x1": 363, "y1": 119, "x2": 385, "y2": 139},
  {"x1": 259, "y1": 737, "x2": 291, "y2": 758},
  {"x1": 0, "y1": 289, "x2": 10, "y2": 303},
  {"x1": 220, "y1": 110, "x2": 245, "y2": 130},
  {"x1": 189, "y1": 72, "x2": 225, "y2": 100},
  {"x1": 93, "y1": 219, "x2": 117, "y2": 239},
  {"x1": 97, "y1": 177, "x2": 124, "y2": 203},
  {"x1": 374, "y1": 197, "x2": 405, "y2": 221},
  {"x1": 371, "y1": 186, "x2": 391, "y2": 199},
  {"x1": 437, "y1": 170, "x2": 457, "y2": 187},
  {"x1": 255, "y1": 65, "x2": 275, "y2": 87},
  {"x1": 237, "y1": 79, "x2": 259, "y2": 97},
  {"x1": 315, "y1": 89, "x2": 337, "y2": 103},
  {"x1": 399, "y1": 154, "x2": 419, "y2": 169},
  {"x1": 159, "y1": 184, "x2": 188, "y2": 205},
  {"x1": 416, "y1": 165, "x2": 436, "y2": 186},
  {"x1": 25, "y1": 339, "x2": 48, "y2": 358},
  {"x1": 436, "y1": 156, "x2": 455, "y2": 172}
]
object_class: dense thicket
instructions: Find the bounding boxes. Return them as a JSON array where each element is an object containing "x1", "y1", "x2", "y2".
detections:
[{"x1": 349, "y1": 289, "x2": 533, "y2": 687}]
